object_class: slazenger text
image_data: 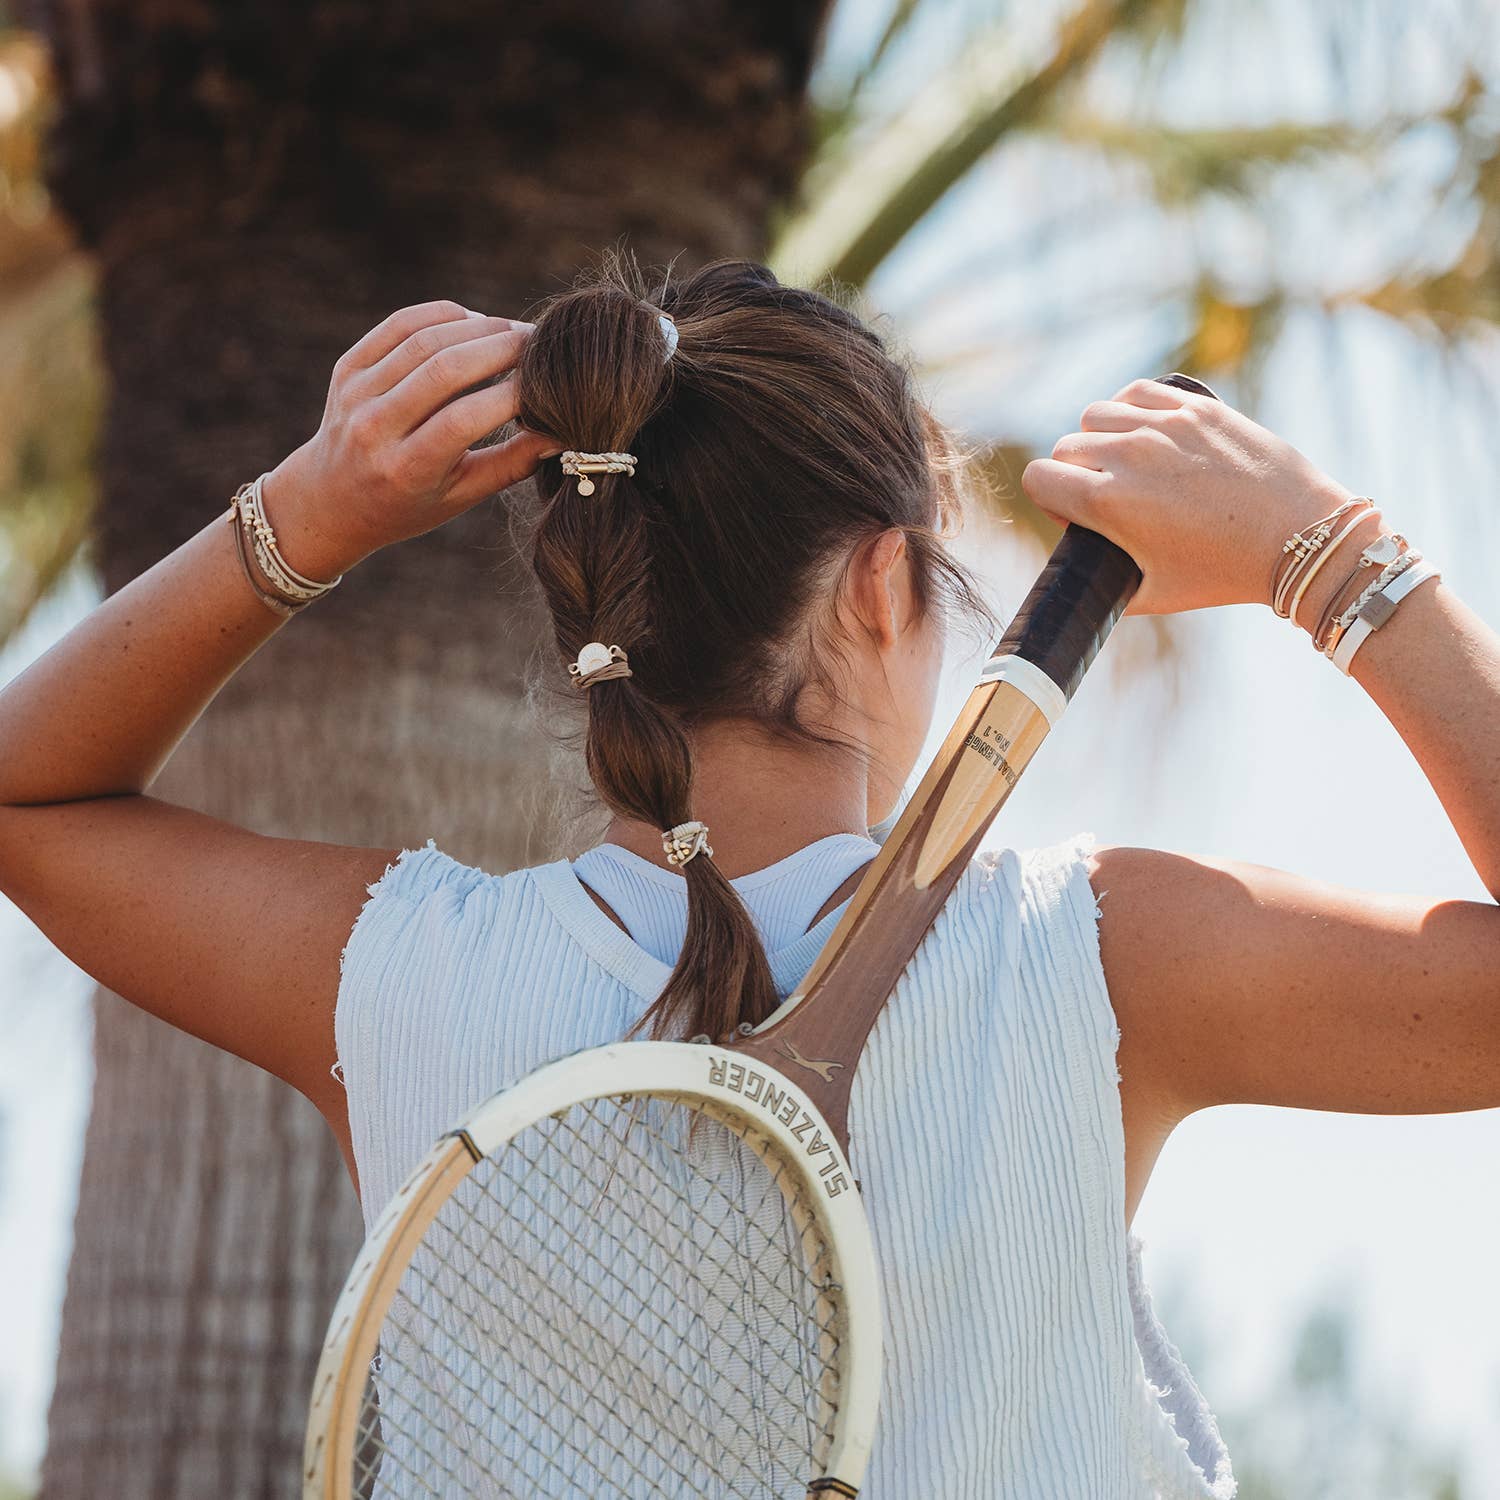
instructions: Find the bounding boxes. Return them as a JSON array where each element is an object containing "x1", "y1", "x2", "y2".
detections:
[{"x1": 707, "y1": 1057, "x2": 850, "y2": 1197}]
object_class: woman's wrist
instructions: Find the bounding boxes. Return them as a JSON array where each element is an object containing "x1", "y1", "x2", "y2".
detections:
[
  {"x1": 1264, "y1": 484, "x2": 1388, "y2": 640},
  {"x1": 259, "y1": 453, "x2": 376, "y2": 582}
]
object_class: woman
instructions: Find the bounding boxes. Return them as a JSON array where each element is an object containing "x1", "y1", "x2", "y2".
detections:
[{"x1": 2, "y1": 257, "x2": 1497, "y2": 1498}]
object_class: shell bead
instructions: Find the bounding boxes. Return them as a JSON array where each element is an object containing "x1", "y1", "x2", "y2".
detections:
[{"x1": 575, "y1": 642, "x2": 614, "y2": 676}]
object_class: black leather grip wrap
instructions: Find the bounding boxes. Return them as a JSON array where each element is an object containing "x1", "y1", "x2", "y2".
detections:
[{"x1": 995, "y1": 372, "x2": 1220, "y2": 701}]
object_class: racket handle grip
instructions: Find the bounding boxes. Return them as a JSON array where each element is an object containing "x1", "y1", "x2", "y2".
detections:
[
  {"x1": 992, "y1": 526, "x2": 1139, "y2": 706},
  {"x1": 995, "y1": 372, "x2": 1220, "y2": 707}
]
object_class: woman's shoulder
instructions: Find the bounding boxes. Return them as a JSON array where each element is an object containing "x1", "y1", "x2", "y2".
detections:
[
  {"x1": 957, "y1": 828, "x2": 1105, "y2": 920},
  {"x1": 337, "y1": 839, "x2": 562, "y2": 977},
  {"x1": 945, "y1": 829, "x2": 1114, "y2": 1012},
  {"x1": 333, "y1": 842, "x2": 591, "y2": 1061},
  {"x1": 355, "y1": 838, "x2": 566, "y2": 907}
]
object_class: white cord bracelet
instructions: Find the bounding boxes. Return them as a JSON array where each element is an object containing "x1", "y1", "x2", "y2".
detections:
[{"x1": 1331, "y1": 557, "x2": 1442, "y2": 675}]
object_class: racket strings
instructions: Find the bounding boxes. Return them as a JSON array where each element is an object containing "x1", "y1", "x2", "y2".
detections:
[
  {"x1": 368, "y1": 1260, "x2": 607, "y2": 1494},
  {"x1": 483, "y1": 1099, "x2": 845, "y2": 1435},
  {"x1": 495, "y1": 1103, "x2": 838, "y2": 1482},
  {"x1": 351, "y1": 1095, "x2": 846, "y2": 1498},
  {"x1": 382, "y1": 1209, "x2": 713, "y2": 1498},
  {"x1": 484, "y1": 1104, "x2": 842, "y2": 1404},
  {"x1": 364, "y1": 1122, "x2": 834, "y2": 1494}
]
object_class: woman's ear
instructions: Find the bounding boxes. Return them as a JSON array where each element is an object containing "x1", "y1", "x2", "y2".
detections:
[{"x1": 846, "y1": 528, "x2": 910, "y2": 650}]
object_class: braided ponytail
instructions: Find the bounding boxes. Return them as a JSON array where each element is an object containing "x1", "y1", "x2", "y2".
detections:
[
  {"x1": 519, "y1": 271, "x2": 778, "y2": 1042},
  {"x1": 516, "y1": 254, "x2": 990, "y2": 1044}
]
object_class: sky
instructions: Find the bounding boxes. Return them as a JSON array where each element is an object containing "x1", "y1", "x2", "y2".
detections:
[{"x1": 3, "y1": 0, "x2": 1500, "y2": 1493}]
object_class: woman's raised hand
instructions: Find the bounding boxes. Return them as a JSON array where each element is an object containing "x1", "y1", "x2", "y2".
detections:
[
  {"x1": 263, "y1": 301, "x2": 558, "y2": 578},
  {"x1": 1021, "y1": 378, "x2": 1361, "y2": 618}
]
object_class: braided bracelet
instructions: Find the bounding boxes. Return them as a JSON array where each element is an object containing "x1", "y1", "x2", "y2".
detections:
[
  {"x1": 1330, "y1": 557, "x2": 1441, "y2": 675},
  {"x1": 1319, "y1": 545, "x2": 1419, "y2": 657},
  {"x1": 1286, "y1": 504, "x2": 1378, "y2": 629},
  {"x1": 1312, "y1": 530, "x2": 1406, "y2": 642}
]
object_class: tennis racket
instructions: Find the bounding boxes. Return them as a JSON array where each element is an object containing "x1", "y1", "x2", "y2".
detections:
[{"x1": 303, "y1": 373, "x2": 1218, "y2": 1500}]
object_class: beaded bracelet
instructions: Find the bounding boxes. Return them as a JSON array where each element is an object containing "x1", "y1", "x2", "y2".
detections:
[
  {"x1": 227, "y1": 473, "x2": 343, "y2": 615},
  {"x1": 1270, "y1": 496, "x2": 1374, "y2": 617},
  {"x1": 227, "y1": 500, "x2": 303, "y2": 617},
  {"x1": 1286, "y1": 505, "x2": 1378, "y2": 630}
]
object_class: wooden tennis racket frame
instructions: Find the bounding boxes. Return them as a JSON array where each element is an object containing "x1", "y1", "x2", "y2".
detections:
[{"x1": 304, "y1": 1043, "x2": 886, "y2": 1500}]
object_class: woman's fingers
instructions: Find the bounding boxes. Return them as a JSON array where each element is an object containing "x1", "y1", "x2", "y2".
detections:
[
  {"x1": 1079, "y1": 399, "x2": 1173, "y2": 433},
  {"x1": 1109, "y1": 376, "x2": 1190, "y2": 410},
  {"x1": 364, "y1": 317, "x2": 531, "y2": 402},
  {"x1": 336, "y1": 300, "x2": 476, "y2": 374},
  {"x1": 1021, "y1": 457, "x2": 1111, "y2": 529},
  {"x1": 401, "y1": 373, "x2": 533, "y2": 491},
  {"x1": 377, "y1": 327, "x2": 531, "y2": 435},
  {"x1": 1050, "y1": 429, "x2": 1126, "y2": 469},
  {"x1": 444, "y1": 429, "x2": 560, "y2": 509}
]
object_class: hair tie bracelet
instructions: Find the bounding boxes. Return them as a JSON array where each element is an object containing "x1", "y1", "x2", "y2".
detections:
[
  {"x1": 662, "y1": 820, "x2": 712, "y2": 867},
  {"x1": 1286, "y1": 505, "x2": 1380, "y2": 629},
  {"x1": 561, "y1": 451, "x2": 637, "y2": 496},
  {"x1": 569, "y1": 642, "x2": 632, "y2": 688}
]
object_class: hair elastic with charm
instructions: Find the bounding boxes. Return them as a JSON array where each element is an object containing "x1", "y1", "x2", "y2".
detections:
[
  {"x1": 566, "y1": 645, "x2": 712, "y2": 868},
  {"x1": 662, "y1": 820, "x2": 712, "y2": 867},
  {"x1": 226, "y1": 473, "x2": 342, "y2": 617},
  {"x1": 560, "y1": 452, "x2": 637, "y2": 496},
  {"x1": 568, "y1": 641, "x2": 633, "y2": 687}
]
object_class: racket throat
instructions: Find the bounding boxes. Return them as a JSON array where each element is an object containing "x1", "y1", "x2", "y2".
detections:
[{"x1": 913, "y1": 671, "x2": 1055, "y2": 890}]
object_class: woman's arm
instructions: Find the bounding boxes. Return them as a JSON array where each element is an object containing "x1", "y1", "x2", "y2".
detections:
[
  {"x1": 0, "y1": 300, "x2": 555, "y2": 1109},
  {"x1": 1023, "y1": 380, "x2": 1500, "y2": 1220}
]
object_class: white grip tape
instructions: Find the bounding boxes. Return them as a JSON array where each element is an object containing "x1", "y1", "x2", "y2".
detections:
[{"x1": 977, "y1": 653, "x2": 1068, "y2": 728}]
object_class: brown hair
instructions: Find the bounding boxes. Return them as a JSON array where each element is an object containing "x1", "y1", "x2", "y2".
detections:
[{"x1": 516, "y1": 254, "x2": 986, "y2": 1044}]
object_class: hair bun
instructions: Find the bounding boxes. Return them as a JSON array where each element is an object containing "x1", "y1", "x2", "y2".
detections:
[{"x1": 517, "y1": 276, "x2": 674, "y2": 456}]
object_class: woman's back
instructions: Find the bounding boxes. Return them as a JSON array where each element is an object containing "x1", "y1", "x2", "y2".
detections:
[{"x1": 336, "y1": 831, "x2": 1234, "y2": 1499}]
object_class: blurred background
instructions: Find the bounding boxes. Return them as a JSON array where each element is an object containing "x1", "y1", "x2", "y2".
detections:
[{"x1": 2, "y1": 1, "x2": 1498, "y2": 1496}]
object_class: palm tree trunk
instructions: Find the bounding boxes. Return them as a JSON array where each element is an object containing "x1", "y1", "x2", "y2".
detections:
[{"x1": 21, "y1": 4, "x2": 828, "y2": 1493}]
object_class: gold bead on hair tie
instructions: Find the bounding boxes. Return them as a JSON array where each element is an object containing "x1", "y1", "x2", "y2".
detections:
[
  {"x1": 662, "y1": 820, "x2": 712, "y2": 867},
  {"x1": 560, "y1": 451, "x2": 637, "y2": 496},
  {"x1": 568, "y1": 642, "x2": 632, "y2": 688}
]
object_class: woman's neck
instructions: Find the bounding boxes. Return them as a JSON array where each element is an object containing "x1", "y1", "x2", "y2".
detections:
[{"x1": 601, "y1": 718, "x2": 873, "y2": 878}]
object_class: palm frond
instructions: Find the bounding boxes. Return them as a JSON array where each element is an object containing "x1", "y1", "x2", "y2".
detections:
[
  {"x1": 834, "y1": 0, "x2": 923, "y2": 119},
  {"x1": 772, "y1": 0, "x2": 1192, "y2": 288},
  {"x1": 1053, "y1": 116, "x2": 1388, "y2": 204},
  {"x1": 0, "y1": 33, "x2": 101, "y2": 646},
  {"x1": 0, "y1": 254, "x2": 101, "y2": 645}
]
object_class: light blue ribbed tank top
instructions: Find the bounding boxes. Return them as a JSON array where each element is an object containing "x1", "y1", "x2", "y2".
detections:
[
  {"x1": 570, "y1": 833, "x2": 879, "y2": 972},
  {"x1": 334, "y1": 832, "x2": 1236, "y2": 1499}
]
